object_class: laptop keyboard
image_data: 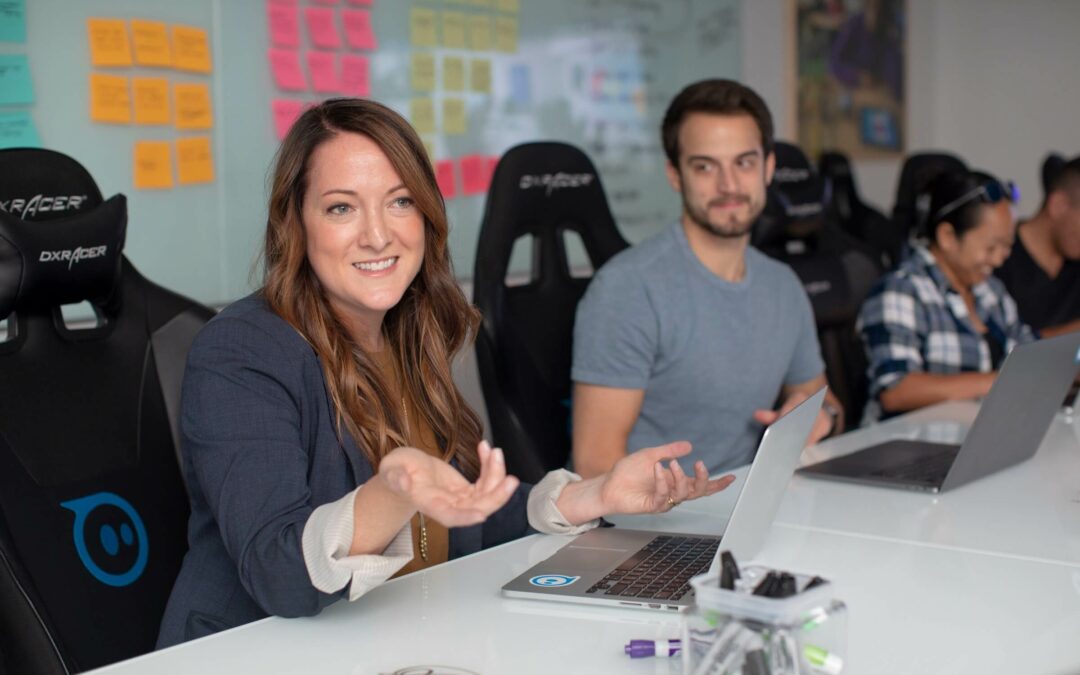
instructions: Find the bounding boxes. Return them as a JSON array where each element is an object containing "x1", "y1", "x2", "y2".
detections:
[
  {"x1": 584, "y1": 535, "x2": 719, "y2": 601},
  {"x1": 870, "y1": 451, "x2": 954, "y2": 482}
]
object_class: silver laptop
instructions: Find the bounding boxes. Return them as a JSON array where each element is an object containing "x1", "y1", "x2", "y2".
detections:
[
  {"x1": 799, "y1": 331, "x2": 1080, "y2": 493},
  {"x1": 501, "y1": 388, "x2": 825, "y2": 611}
]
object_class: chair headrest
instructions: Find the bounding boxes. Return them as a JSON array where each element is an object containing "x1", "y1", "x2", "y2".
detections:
[
  {"x1": 894, "y1": 152, "x2": 967, "y2": 205},
  {"x1": 0, "y1": 149, "x2": 126, "y2": 319},
  {"x1": 771, "y1": 141, "x2": 828, "y2": 220}
]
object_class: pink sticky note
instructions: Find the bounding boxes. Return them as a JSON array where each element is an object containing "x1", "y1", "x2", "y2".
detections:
[
  {"x1": 307, "y1": 51, "x2": 340, "y2": 93},
  {"x1": 342, "y1": 9, "x2": 377, "y2": 50},
  {"x1": 312, "y1": 0, "x2": 341, "y2": 4},
  {"x1": 272, "y1": 99, "x2": 306, "y2": 139},
  {"x1": 304, "y1": 7, "x2": 342, "y2": 49},
  {"x1": 269, "y1": 48, "x2": 308, "y2": 91},
  {"x1": 461, "y1": 155, "x2": 490, "y2": 196},
  {"x1": 347, "y1": 0, "x2": 373, "y2": 5},
  {"x1": 267, "y1": 2, "x2": 300, "y2": 47},
  {"x1": 436, "y1": 160, "x2": 457, "y2": 200},
  {"x1": 340, "y1": 54, "x2": 370, "y2": 97}
]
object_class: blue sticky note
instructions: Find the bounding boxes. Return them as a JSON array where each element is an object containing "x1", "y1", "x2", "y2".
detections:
[
  {"x1": 510, "y1": 64, "x2": 530, "y2": 105},
  {"x1": 0, "y1": 54, "x2": 34, "y2": 104},
  {"x1": 0, "y1": 0, "x2": 27, "y2": 43},
  {"x1": 0, "y1": 110, "x2": 41, "y2": 149}
]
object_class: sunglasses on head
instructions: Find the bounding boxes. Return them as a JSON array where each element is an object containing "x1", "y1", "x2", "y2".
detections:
[{"x1": 931, "y1": 179, "x2": 1020, "y2": 223}]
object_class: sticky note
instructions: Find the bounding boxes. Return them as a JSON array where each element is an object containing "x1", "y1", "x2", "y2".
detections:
[
  {"x1": 460, "y1": 154, "x2": 489, "y2": 195},
  {"x1": 470, "y1": 59, "x2": 491, "y2": 93},
  {"x1": 470, "y1": 0, "x2": 493, "y2": 7},
  {"x1": 133, "y1": 141, "x2": 174, "y2": 189},
  {"x1": 443, "y1": 98, "x2": 466, "y2": 135},
  {"x1": 269, "y1": 48, "x2": 307, "y2": 91},
  {"x1": 435, "y1": 159, "x2": 456, "y2": 199},
  {"x1": 312, "y1": 0, "x2": 340, "y2": 4},
  {"x1": 271, "y1": 98, "x2": 306, "y2": 139},
  {"x1": 346, "y1": 0, "x2": 373, "y2": 5},
  {"x1": 172, "y1": 24, "x2": 212, "y2": 73},
  {"x1": 422, "y1": 140, "x2": 435, "y2": 163},
  {"x1": 411, "y1": 52, "x2": 435, "y2": 92},
  {"x1": 173, "y1": 82, "x2": 213, "y2": 130},
  {"x1": 307, "y1": 51, "x2": 340, "y2": 94},
  {"x1": 176, "y1": 136, "x2": 215, "y2": 185},
  {"x1": 467, "y1": 15, "x2": 491, "y2": 51},
  {"x1": 0, "y1": 54, "x2": 33, "y2": 105},
  {"x1": 509, "y1": 63, "x2": 530, "y2": 104},
  {"x1": 496, "y1": 0, "x2": 519, "y2": 11},
  {"x1": 340, "y1": 54, "x2": 370, "y2": 97},
  {"x1": 410, "y1": 98, "x2": 435, "y2": 134},
  {"x1": 409, "y1": 8, "x2": 437, "y2": 48},
  {"x1": 87, "y1": 18, "x2": 132, "y2": 67},
  {"x1": 495, "y1": 17, "x2": 517, "y2": 53},
  {"x1": 130, "y1": 19, "x2": 172, "y2": 67},
  {"x1": 0, "y1": 111, "x2": 40, "y2": 149},
  {"x1": 304, "y1": 6, "x2": 341, "y2": 49},
  {"x1": 342, "y1": 9, "x2": 377, "y2": 50},
  {"x1": 89, "y1": 73, "x2": 130, "y2": 124},
  {"x1": 132, "y1": 77, "x2": 171, "y2": 125},
  {"x1": 443, "y1": 56, "x2": 464, "y2": 91},
  {"x1": 0, "y1": 0, "x2": 26, "y2": 43},
  {"x1": 267, "y1": 2, "x2": 300, "y2": 48},
  {"x1": 441, "y1": 11, "x2": 465, "y2": 49}
]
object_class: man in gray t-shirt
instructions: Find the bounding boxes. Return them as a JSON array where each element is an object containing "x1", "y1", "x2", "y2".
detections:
[{"x1": 571, "y1": 79, "x2": 842, "y2": 479}]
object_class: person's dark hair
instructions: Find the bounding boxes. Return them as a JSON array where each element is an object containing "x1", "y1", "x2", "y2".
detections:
[
  {"x1": 1041, "y1": 153, "x2": 1066, "y2": 194},
  {"x1": 923, "y1": 169, "x2": 1006, "y2": 243},
  {"x1": 262, "y1": 98, "x2": 483, "y2": 480},
  {"x1": 661, "y1": 79, "x2": 774, "y2": 166},
  {"x1": 1042, "y1": 155, "x2": 1080, "y2": 209}
]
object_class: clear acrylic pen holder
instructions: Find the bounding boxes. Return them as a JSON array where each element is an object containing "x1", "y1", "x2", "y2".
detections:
[{"x1": 682, "y1": 566, "x2": 846, "y2": 675}]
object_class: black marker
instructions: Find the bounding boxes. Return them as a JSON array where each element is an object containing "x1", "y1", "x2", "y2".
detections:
[
  {"x1": 719, "y1": 551, "x2": 740, "y2": 590},
  {"x1": 752, "y1": 571, "x2": 779, "y2": 597}
]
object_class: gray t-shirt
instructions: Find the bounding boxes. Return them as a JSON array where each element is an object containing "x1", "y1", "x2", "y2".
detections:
[{"x1": 572, "y1": 221, "x2": 824, "y2": 473}]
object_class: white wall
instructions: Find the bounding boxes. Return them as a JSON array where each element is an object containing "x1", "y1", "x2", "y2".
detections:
[{"x1": 741, "y1": 0, "x2": 1080, "y2": 218}]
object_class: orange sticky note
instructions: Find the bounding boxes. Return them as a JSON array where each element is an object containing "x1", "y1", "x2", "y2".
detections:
[
  {"x1": 176, "y1": 136, "x2": 215, "y2": 185},
  {"x1": 131, "y1": 19, "x2": 172, "y2": 67},
  {"x1": 173, "y1": 82, "x2": 213, "y2": 130},
  {"x1": 133, "y1": 141, "x2": 174, "y2": 189},
  {"x1": 87, "y1": 18, "x2": 133, "y2": 67},
  {"x1": 340, "y1": 54, "x2": 370, "y2": 97},
  {"x1": 307, "y1": 51, "x2": 340, "y2": 94},
  {"x1": 271, "y1": 99, "x2": 306, "y2": 139},
  {"x1": 171, "y1": 24, "x2": 212, "y2": 73},
  {"x1": 132, "y1": 77, "x2": 171, "y2": 125},
  {"x1": 89, "y1": 73, "x2": 131, "y2": 124}
]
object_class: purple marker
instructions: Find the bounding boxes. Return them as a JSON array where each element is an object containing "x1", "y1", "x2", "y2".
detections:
[{"x1": 624, "y1": 639, "x2": 681, "y2": 658}]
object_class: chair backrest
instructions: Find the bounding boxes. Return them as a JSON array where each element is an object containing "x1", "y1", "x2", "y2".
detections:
[
  {"x1": 0, "y1": 149, "x2": 214, "y2": 673},
  {"x1": 473, "y1": 142, "x2": 628, "y2": 483},
  {"x1": 891, "y1": 151, "x2": 967, "y2": 242},
  {"x1": 819, "y1": 150, "x2": 900, "y2": 268}
]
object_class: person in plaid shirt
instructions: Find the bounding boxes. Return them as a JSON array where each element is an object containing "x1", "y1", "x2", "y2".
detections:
[{"x1": 858, "y1": 169, "x2": 1036, "y2": 422}]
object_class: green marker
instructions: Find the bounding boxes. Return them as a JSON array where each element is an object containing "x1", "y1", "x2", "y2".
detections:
[{"x1": 804, "y1": 644, "x2": 843, "y2": 674}]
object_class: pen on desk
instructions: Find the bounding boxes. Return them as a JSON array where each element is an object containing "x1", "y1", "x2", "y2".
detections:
[
  {"x1": 719, "y1": 550, "x2": 740, "y2": 589},
  {"x1": 805, "y1": 644, "x2": 844, "y2": 675},
  {"x1": 803, "y1": 575, "x2": 826, "y2": 591},
  {"x1": 624, "y1": 639, "x2": 680, "y2": 658}
]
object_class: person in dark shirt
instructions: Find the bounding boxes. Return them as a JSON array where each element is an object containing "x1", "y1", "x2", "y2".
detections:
[{"x1": 996, "y1": 155, "x2": 1080, "y2": 336}]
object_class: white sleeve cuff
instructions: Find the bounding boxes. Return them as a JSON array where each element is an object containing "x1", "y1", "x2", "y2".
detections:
[
  {"x1": 301, "y1": 488, "x2": 415, "y2": 601},
  {"x1": 527, "y1": 469, "x2": 601, "y2": 535}
]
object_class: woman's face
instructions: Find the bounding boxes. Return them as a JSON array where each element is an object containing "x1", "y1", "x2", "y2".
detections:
[
  {"x1": 301, "y1": 132, "x2": 425, "y2": 340},
  {"x1": 938, "y1": 200, "x2": 1015, "y2": 288}
]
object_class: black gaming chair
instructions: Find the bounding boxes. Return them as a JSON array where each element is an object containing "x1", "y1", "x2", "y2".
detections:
[
  {"x1": 753, "y1": 142, "x2": 882, "y2": 428},
  {"x1": 892, "y1": 151, "x2": 967, "y2": 245},
  {"x1": 818, "y1": 150, "x2": 901, "y2": 269},
  {"x1": 473, "y1": 142, "x2": 629, "y2": 483},
  {"x1": 0, "y1": 149, "x2": 214, "y2": 673}
]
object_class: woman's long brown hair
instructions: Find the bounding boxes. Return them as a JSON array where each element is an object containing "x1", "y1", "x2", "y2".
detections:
[{"x1": 262, "y1": 98, "x2": 482, "y2": 480}]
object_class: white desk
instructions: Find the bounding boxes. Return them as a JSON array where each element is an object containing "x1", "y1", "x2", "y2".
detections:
[{"x1": 88, "y1": 403, "x2": 1080, "y2": 675}]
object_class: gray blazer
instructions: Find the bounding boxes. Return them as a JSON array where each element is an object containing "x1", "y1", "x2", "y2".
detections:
[{"x1": 156, "y1": 294, "x2": 531, "y2": 648}]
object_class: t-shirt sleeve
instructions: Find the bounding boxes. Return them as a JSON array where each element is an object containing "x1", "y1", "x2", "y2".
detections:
[
  {"x1": 571, "y1": 264, "x2": 658, "y2": 390},
  {"x1": 784, "y1": 272, "x2": 827, "y2": 385}
]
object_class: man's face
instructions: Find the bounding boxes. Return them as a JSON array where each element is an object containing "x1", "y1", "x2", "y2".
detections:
[
  {"x1": 665, "y1": 112, "x2": 775, "y2": 240},
  {"x1": 1049, "y1": 189, "x2": 1080, "y2": 260}
]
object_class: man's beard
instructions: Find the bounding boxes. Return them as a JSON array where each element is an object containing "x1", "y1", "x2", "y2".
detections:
[{"x1": 683, "y1": 191, "x2": 757, "y2": 239}]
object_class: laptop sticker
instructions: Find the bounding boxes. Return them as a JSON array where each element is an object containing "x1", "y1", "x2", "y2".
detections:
[{"x1": 529, "y1": 574, "x2": 580, "y2": 588}]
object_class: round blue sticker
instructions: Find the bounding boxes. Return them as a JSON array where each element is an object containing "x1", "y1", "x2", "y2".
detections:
[
  {"x1": 528, "y1": 574, "x2": 581, "y2": 588},
  {"x1": 61, "y1": 492, "x2": 149, "y2": 587}
]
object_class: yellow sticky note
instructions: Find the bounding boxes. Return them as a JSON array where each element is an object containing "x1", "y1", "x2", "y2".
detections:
[
  {"x1": 133, "y1": 141, "x2": 174, "y2": 189},
  {"x1": 131, "y1": 19, "x2": 172, "y2": 67},
  {"x1": 176, "y1": 136, "x2": 215, "y2": 185},
  {"x1": 443, "y1": 98, "x2": 466, "y2": 135},
  {"x1": 441, "y1": 11, "x2": 466, "y2": 49},
  {"x1": 409, "y1": 8, "x2": 437, "y2": 48},
  {"x1": 411, "y1": 53, "x2": 436, "y2": 92},
  {"x1": 495, "y1": 17, "x2": 517, "y2": 53},
  {"x1": 87, "y1": 18, "x2": 132, "y2": 68},
  {"x1": 497, "y1": 0, "x2": 520, "y2": 11},
  {"x1": 470, "y1": 0, "x2": 493, "y2": 7},
  {"x1": 410, "y1": 98, "x2": 435, "y2": 134},
  {"x1": 89, "y1": 73, "x2": 131, "y2": 124},
  {"x1": 132, "y1": 77, "x2": 171, "y2": 125},
  {"x1": 470, "y1": 59, "x2": 492, "y2": 93},
  {"x1": 467, "y1": 15, "x2": 491, "y2": 51},
  {"x1": 422, "y1": 140, "x2": 435, "y2": 164},
  {"x1": 173, "y1": 82, "x2": 213, "y2": 130},
  {"x1": 443, "y1": 56, "x2": 465, "y2": 91},
  {"x1": 172, "y1": 24, "x2": 212, "y2": 73}
]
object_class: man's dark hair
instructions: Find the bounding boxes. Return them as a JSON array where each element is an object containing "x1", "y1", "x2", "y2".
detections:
[
  {"x1": 661, "y1": 79, "x2": 774, "y2": 167},
  {"x1": 1043, "y1": 155, "x2": 1080, "y2": 209}
]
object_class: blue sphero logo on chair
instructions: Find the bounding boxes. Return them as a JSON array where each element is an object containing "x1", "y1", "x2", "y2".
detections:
[
  {"x1": 61, "y1": 492, "x2": 149, "y2": 587},
  {"x1": 528, "y1": 574, "x2": 580, "y2": 588}
]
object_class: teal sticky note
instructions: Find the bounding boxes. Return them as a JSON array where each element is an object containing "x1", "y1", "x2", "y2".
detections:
[
  {"x1": 0, "y1": 0, "x2": 27, "y2": 43},
  {"x1": 0, "y1": 54, "x2": 34, "y2": 104},
  {"x1": 0, "y1": 110, "x2": 41, "y2": 149}
]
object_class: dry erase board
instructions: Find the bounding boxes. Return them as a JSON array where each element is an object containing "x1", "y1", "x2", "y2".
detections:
[{"x1": 1, "y1": 0, "x2": 739, "y2": 306}]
